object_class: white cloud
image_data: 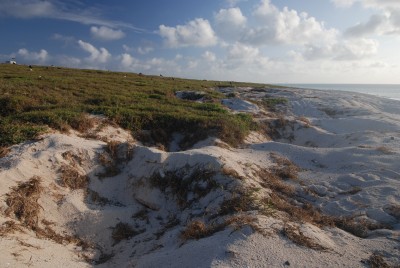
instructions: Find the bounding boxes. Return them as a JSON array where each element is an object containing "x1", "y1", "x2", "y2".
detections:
[
  {"x1": 123, "y1": 44, "x2": 154, "y2": 55},
  {"x1": 242, "y1": 0, "x2": 338, "y2": 46},
  {"x1": 336, "y1": 38, "x2": 379, "y2": 60},
  {"x1": 159, "y1": 18, "x2": 217, "y2": 48},
  {"x1": 202, "y1": 51, "x2": 216, "y2": 62},
  {"x1": 52, "y1": 33, "x2": 76, "y2": 44},
  {"x1": 302, "y1": 38, "x2": 379, "y2": 60},
  {"x1": 90, "y1": 26, "x2": 125, "y2": 41},
  {"x1": 137, "y1": 46, "x2": 154, "y2": 55},
  {"x1": 17, "y1": 48, "x2": 49, "y2": 63},
  {"x1": 225, "y1": 0, "x2": 248, "y2": 7},
  {"x1": 78, "y1": 40, "x2": 111, "y2": 64},
  {"x1": 331, "y1": 0, "x2": 400, "y2": 36},
  {"x1": 120, "y1": 53, "x2": 139, "y2": 68},
  {"x1": 344, "y1": 14, "x2": 387, "y2": 37},
  {"x1": 330, "y1": 0, "x2": 357, "y2": 8},
  {"x1": 228, "y1": 43, "x2": 259, "y2": 60},
  {"x1": 215, "y1": 8, "x2": 247, "y2": 41},
  {"x1": 0, "y1": 0, "x2": 144, "y2": 31},
  {"x1": 0, "y1": 0, "x2": 54, "y2": 18}
]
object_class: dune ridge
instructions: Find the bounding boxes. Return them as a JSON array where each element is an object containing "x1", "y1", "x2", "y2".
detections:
[{"x1": 1, "y1": 86, "x2": 399, "y2": 267}]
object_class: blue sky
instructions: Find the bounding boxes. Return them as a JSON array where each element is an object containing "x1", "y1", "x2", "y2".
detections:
[{"x1": 1, "y1": 0, "x2": 400, "y2": 83}]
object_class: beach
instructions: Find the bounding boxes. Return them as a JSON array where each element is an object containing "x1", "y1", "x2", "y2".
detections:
[{"x1": 1, "y1": 86, "x2": 399, "y2": 267}]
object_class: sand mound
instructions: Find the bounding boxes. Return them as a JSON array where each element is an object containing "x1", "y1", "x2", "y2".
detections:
[{"x1": 0, "y1": 88, "x2": 399, "y2": 267}]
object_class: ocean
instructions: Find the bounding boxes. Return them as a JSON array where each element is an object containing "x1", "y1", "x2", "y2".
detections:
[{"x1": 279, "y1": 84, "x2": 400, "y2": 101}]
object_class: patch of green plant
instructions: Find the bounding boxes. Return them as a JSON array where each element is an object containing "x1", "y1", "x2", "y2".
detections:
[
  {"x1": 0, "y1": 119, "x2": 46, "y2": 146},
  {"x1": 0, "y1": 64, "x2": 270, "y2": 147},
  {"x1": 262, "y1": 97, "x2": 288, "y2": 111}
]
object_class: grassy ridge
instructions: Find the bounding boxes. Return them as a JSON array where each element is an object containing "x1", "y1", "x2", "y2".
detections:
[{"x1": 0, "y1": 64, "x2": 265, "y2": 148}]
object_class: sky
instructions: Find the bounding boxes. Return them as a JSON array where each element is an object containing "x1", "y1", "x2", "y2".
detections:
[{"x1": 1, "y1": 0, "x2": 400, "y2": 84}]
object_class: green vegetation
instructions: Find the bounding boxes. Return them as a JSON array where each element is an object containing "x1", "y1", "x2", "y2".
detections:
[
  {"x1": 261, "y1": 97, "x2": 288, "y2": 111},
  {"x1": 0, "y1": 64, "x2": 265, "y2": 148}
]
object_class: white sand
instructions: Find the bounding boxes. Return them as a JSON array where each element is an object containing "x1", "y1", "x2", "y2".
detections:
[{"x1": 0, "y1": 87, "x2": 399, "y2": 267}]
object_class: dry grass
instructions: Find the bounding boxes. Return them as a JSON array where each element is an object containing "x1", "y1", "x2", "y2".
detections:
[
  {"x1": 105, "y1": 140, "x2": 120, "y2": 160},
  {"x1": 257, "y1": 169, "x2": 295, "y2": 196},
  {"x1": 182, "y1": 215, "x2": 264, "y2": 242},
  {"x1": 149, "y1": 166, "x2": 218, "y2": 208},
  {"x1": 224, "y1": 214, "x2": 264, "y2": 234},
  {"x1": 339, "y1": 186, "x2": 362, "y2": 195},
  {"x1": 219, "y1": 189, "x2": 259, "y2": 216},
  {"x1": 270, "y1": 153, "x2": 299, "y2": 180},
  {"x1": 385, "y1": 204, "x2": 400, "y2": 219},
  {"x1": 221, "y1": 167, "x2": 245, "y2": 180},
  {"x1": 282, "y1": 224, "x2": 327, "y2": 251},
  {"x1": 70, "y1": 114, "x2": 97, "y2": 134},
  {"x1": 181, "y1": 220, "x2": 209, "y2": 240},
  {"x1": 96, "y1": 142, "x2": 124, "y2": 178},
  {"x1": 112, "y1": 222, "x2": 140, "y2": 244},
  {"x1": 5, "y1": 176, "x2": 43, "y2": 228},
  {"x1": 376, "y1": 146, "x2": 394, "y2": 155},
  {"x1": 61, "y1": 150, "x2": 83, "y2": 167},
  {"x1": 333, "y1": 217, "x2": 390, "y2": 238},
  {"x1": 298, "y1": 116, "x2": 311, "y2": 127},
  {"x1": 87, "y1": 189, "x2": 112, "y2": 206},
  {"x1": 59, "y1": 165, "x2": 89, "y2": 190},
  {"x1": 0, "y1": 146, "x2": 10, "y2": 158},
  {"x1": 0, "y1": 220, "x2": 25, "y2": 235},
  {"x1": 367, "y1": 253, "x2": 390, "y2": 268}
]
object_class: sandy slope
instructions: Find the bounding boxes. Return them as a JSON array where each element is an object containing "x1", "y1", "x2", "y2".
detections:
[{"x1": 0, "y1": 87, "x2": 399, "y2": 267}]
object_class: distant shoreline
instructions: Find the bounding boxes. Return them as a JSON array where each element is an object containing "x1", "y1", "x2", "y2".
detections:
[{"x1": 277, "y1": 83, "x2": 400, "y2": 101}]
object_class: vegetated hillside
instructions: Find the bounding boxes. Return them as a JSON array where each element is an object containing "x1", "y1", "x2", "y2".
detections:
[{"x1": 0, "y1": 64, "x2": 265, "y2": 149}]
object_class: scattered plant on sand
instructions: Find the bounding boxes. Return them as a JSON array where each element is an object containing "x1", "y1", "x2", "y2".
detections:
[
  {"x1": 219, "y1": 188, "x2": 259, "y2": 216},
  {"x1": 5, "y1": 176, "x2": 43, "y2": 228},
  {"x1": 282, "y1": 224, "x2": 327, "y2": 251},
  {"x1": 59, "y1": 165, "x2": 89, "y2": 190},
  {"x1": 332, "y1": 217, "x2": 390, "y2": 238},
  {"x1": 112, "y1": 222, "x2": 140, "y2": 244},
  {"x1": 0, "y1": 220, "x2": 25, "y2": 235},
  {"x1": 298, "y1": 116, "x2": 311, "y2": 127},
  {"x1": 149, "y1": 166, "x2": 218, "y2": 207},
  {"x1": 181, "y1": 220, "x2": 209, "y2": 240},
  {"x1": 367, "y1": 253, "x2": 390, "y2": 268},
  {"x1": 376, "y1": 146, "x2": 393, "y2": 155},
  {"x1": 270, "y1": 153, "x2": 300, "y2": 180},
  {"x1": 181, "y1": 215, "x2": 261, "y2": 242},
  {"x1": 0, "y1": 146, "x2": 10, "y2": 158},
  {"x1": 385, "y1": 204, "x2": 400, "y2": 219}
]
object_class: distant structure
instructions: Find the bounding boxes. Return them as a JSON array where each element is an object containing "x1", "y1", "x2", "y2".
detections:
[{"x1": 5, "y1": 57, "x2": 16, "y2": 64}]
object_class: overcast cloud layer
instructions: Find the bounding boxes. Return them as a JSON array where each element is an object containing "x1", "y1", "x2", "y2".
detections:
[{"x1": 1, "y1": 0, "x2": 400, "y2": 83}]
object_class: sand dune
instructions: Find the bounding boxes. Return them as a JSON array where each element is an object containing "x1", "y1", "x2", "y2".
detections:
[{"x1": 1, "y1": 86, "x2": 399, "y2": 267}]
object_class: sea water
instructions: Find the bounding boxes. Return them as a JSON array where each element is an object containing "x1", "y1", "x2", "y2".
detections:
[{"x1": 280, "y1": 84, "x2": 400, "y2": 101}]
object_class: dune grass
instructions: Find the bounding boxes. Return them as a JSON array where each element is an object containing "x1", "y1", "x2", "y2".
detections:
[{"x1": 0, "y1": 64, "x2": 265, "y2": 148}]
